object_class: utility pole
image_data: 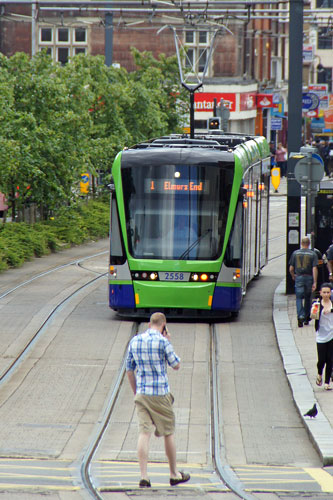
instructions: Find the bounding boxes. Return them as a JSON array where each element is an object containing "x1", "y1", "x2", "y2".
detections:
[
  {"x1": 286, "y1": 0, "x2": 304, "y2": 294},
  {"x1": 31, "y1": 2, "x2": 36, "y2": 56},
  {"x1": 105, "y1": 6, "x2": 113, "y2": 67}
]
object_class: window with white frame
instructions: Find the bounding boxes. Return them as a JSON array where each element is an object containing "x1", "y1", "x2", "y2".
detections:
[
  {"x1": 184, "y1": 30, "x2": 211, "y2": 75},
  {"x1": 39, "y1": 26, "x2": 88, "y2": 64}
]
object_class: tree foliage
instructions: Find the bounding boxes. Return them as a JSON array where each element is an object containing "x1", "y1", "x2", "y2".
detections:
[{"x1": 0, "y1": 50, "x2": 188, "y2": 220}]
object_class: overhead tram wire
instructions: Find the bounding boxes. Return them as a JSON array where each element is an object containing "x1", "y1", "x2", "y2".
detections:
[{"x1": 0, "y1": 2, "x2": 329, "y2": 27}]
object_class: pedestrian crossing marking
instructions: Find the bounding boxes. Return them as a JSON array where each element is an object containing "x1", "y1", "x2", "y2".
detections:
[
  {"x1": 0, "y1": 458, "x2": 332, "y2": 494},
  {"x1": 0, "y1": 458, "x2": 78, "y2": 492},
  {"x1": 92, "y1": 460, "x2": 227, "y2": 492},
  {"x1": 304, "y1": 468, "x2": 333, "y2": 492},
  {"x1": 233, "y1": 464, "x2": 326, "y2": 492}
]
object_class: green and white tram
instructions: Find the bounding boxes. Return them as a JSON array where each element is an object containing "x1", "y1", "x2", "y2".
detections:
[{"x1": 109, "y1": 132, "x2": 270, "y2": 318}]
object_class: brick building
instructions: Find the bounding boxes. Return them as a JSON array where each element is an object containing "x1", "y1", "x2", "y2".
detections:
[{"x1": 0, "y1": 1, "x2": 332, "y2": 138}]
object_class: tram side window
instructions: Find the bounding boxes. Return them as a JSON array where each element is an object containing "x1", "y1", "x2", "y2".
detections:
[
  {"x1": 110, "y1": 198, "x2": 125, "y2": 265},
  {"x1": 225, "y1": 201, "x2": 243, "y2": 267}
]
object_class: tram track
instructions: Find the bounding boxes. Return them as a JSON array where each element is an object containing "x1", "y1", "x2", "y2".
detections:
[
  {"x1": 81, "y1": 322, "x2": 259, "y2": 500},
  {"x1": 0, "y1": 251, "x2": 108, "y2": 386},
  {"x1": 0, "y1": 250, "x2": 108, "y2": 300},
  {"x1": 0, "y1": 273, "x2": 106, "y2": 386}
]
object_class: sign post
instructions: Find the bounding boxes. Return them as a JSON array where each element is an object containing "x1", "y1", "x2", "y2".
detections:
[{"x1": 292, "y1": 147, "x2": 324, "y2": 248}]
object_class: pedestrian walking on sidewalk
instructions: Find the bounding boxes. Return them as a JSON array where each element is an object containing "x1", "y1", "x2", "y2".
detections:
[
  {"x1": 126, "y1": 312, "x2": 190, "y2": 488},
  {"x1": 275, "y1": 142, "x2": 287, "y2": 177},
  {"x1": 289, "y1": 236, "x2": 318, "y2": 327},
  {"x1": 313, "y1": 283, "x2": 333, "y2": 391},
  {"x1": 326, "y1": 241, "x2": 333, "y2": 283}
]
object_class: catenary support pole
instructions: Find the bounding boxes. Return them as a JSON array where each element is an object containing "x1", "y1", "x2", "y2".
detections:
[
  {"x1": 286, "y1": 0, "x2": 303, "y2": 294},
  {"x1": 105, "y1": 8, "x2": 113, "y2": 66}
]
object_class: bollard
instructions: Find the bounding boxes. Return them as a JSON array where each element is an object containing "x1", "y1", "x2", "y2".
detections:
[{"x1": 271, "y1": 166, "x2": 281, "y2": 193}]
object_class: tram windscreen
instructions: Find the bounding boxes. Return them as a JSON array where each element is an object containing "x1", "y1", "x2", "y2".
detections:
[{"x1": 121, "y1": 163, "x2": 234, "y2": 260}]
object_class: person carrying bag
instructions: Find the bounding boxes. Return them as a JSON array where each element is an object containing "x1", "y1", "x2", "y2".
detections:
[{"x1": 312, "y1": 283, "x2": 333, "y2": 390}]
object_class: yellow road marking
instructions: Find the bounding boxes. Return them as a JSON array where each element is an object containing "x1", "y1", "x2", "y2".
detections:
[
  {"x1": 304, "y1": 468, "x2": 333, "y2": 493},
  {"x1": 0, "y1": 472, "x2": 73, "y2": 481},
  {"x1": 0, "y1": 484, "x2": 80, "y2": 491}
]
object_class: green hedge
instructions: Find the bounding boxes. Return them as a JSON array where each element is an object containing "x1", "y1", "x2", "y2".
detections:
[{"x1": 0, "y1": 199, "x2": 109, "y2": 272}]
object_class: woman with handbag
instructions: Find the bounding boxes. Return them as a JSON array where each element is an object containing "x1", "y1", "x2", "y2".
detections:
[{"x1": 312, "y1": 283, "x2": 333, "y2": 390}]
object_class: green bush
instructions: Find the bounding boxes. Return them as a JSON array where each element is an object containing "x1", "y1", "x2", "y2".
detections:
[{"x1": 0, "y1": 198, "x2": 109, "y2": 272}]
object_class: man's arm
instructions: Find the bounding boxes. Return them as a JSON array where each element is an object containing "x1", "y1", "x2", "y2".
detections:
[
  {"x1": 127, "y1": 370, "x2": 136, "y2": 394},
  {"x1": 327, "y1": 259, "x2": 333, "y2": 281},
  {"x1": 312, "y1": 266, "x2": 318, "y2": 291},
  {"x1": 289, "y1": 265, "x2": 295, "y2": 280}
]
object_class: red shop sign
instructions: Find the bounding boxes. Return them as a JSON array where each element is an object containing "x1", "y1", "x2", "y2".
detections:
[
  {"x1": 194, "y1": 92, "x2": 236, "y2": 112},
  {"x1": 256, "y1": 93, "x2": 278, "y2": 108}
]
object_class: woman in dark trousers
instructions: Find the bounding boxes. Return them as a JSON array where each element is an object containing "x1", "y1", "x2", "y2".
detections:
[{"x1": 314, "y1": 283, "x2": 333, "y2": 390}]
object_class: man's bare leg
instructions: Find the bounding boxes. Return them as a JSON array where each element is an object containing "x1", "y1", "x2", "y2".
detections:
[
  {"x1": 137, "y1": 432, "x2": 151, "y2": 480},
  {"x1": 164, "y1": 433, "x2": 178, "y2": 478}
]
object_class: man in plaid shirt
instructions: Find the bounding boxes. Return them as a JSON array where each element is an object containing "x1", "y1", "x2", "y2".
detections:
[{"x1": 126, "y1": 312, "x2": 190, "y2": 488}]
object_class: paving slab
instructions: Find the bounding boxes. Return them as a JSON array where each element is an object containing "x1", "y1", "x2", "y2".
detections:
[{"x1": 273, "y1": 279, "x2": 333, "y2": 465}]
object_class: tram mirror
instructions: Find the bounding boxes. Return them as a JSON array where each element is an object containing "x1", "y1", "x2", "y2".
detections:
[{"x1": 239, "y1": 187, "x2": 247, "y2": 198}]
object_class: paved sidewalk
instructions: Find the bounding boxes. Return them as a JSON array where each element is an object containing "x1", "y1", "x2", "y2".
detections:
[
  {"x1": 274, "y1": 281, "x2": 333, "y2": 465},
  {"x1": 271, "y1": 170, "x2": 333, "y2": 464}
]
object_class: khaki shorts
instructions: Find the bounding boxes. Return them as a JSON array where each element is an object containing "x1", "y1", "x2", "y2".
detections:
[{"x1": 134, "y1": 393, "x2": 175, "y2": 437}]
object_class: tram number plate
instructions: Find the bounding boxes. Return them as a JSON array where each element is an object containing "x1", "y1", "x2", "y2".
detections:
[{"x1": 159, "y1": 272, "x2": 189, "y2": 282}]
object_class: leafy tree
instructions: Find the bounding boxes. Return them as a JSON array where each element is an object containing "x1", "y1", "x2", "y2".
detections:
[{"x1": 0, "y1": 49, "x2": 188, "y2": 222}]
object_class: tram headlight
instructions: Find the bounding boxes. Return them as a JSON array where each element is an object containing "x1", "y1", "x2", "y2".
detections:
[
  {"x1": 131, "y1": 271, "x2": 160, "y2": 281},
  {"x1": 233, "y1": 269, "x2": 241, "y2": 280},
  {"x1": 190, "y1": 272, "x2": 217, "y2": 282}
]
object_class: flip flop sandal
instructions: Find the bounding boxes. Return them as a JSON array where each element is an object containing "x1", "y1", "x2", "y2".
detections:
[{"x1": 316, "y1": 375, "x2": 322, "y2": 386}]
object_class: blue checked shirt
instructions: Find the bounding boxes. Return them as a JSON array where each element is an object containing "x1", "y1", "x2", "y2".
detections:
[{"x1": 126, "y1": 328, "x2": 180, "y2": 395}]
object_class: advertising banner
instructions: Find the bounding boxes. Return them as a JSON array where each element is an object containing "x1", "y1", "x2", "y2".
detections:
[{"x1": 194, "y1": 93, "x2": 236, "y2": 112}]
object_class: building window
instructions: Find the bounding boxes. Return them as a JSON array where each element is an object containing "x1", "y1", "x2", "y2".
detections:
[
  {"x1": 40, "y1": 28, "x2": 52, "y2": 43},
  {"x1": 318, "y1": 27, "x2": 333, "y2": 49},
  {"x1": 75, "y1": 28, "x2": 86, "y2": 43},
  {"x1": 317, "y1": 65, "x2": 332, "y2": 92},
  {"x1": 316, "y1": 0, "x2": 333, "y2": 6},
  {"x1": 57, "y1": 47, "x2": 69, "y2": 65},
  {"x1": 57, "y1": 28, "x2": 69, "y2": 43},
  {"x1": 75, "y1": 47, "x2": 86, "y2": 55},
  {"x1": 38, "y1": 25, "x2": 88, "y2": 63},
  {"x1": 184, "y1": 30, "x2": 211, "y2": 76}
]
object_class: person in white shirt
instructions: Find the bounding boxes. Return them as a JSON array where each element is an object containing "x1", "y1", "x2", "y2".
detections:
[{"x1": 314, "y1": 283, "x2": 333, "y2": 390}]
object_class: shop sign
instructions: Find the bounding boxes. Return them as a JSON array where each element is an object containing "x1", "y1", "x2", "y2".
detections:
[
  {"x1": 306, "y1": 109, "x2": 319, "y2": 118},
  {"x1": 324, "y1": 94, "x2": 333, "y2": 128},
  {"x1": 320, "y1": 95, "x2": 329, "y2": 109},
  {"x1": 194, "y1": 92, "x2": 236, "y2": 112},
  {"x1": 240, "y1": 92, "x2": 256, "y2": 111},
  {"x1": 310, "y1": 117, "x2": 325, "y2": 130},
  {"x1": 256, "y1": 94, "x2": 278, "y2": 108},
  {"x1": 271, "y1": 117, "x2": 283, "y2": 130},
  {"x1": 308, "y1": 84, "x2": 328, "y2": 97},
  {"x1": 303, "y1": 45, "x2": 313, "y2": 63}
]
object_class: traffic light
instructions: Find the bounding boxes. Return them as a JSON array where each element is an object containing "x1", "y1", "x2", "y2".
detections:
[{"x1": 208, "y1": 117, "x2": 221, "y2": 130}]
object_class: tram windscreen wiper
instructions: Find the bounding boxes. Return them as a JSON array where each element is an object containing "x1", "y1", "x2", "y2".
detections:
[{"x1": 179, "y1": 229, "x2": 212, "y2": 260}]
